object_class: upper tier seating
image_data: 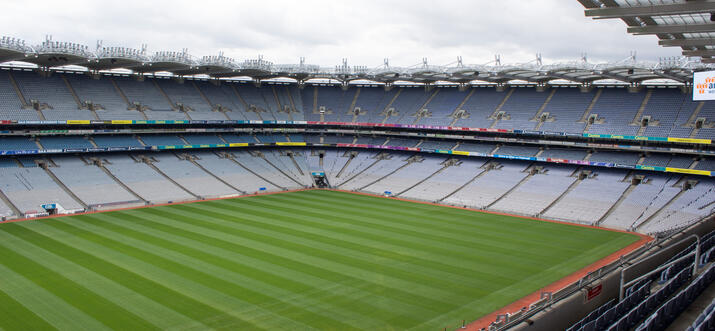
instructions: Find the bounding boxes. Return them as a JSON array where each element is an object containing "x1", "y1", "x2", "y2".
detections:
[{"x1": 0, "y1": 73, "x2": 707, "y2": 139}]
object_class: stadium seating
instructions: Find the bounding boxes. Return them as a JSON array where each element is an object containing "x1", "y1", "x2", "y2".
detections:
[
  {"x1": 102, "y1": 154, "x2": 195, "y2": 203},
  {"x1": 49, "y1": 156, "x2": 138, "y2": 206},
  {"x1": 543, "y1": 169, "x2": 631, "y2": 224},
  {"x1": 1, "y1": 73, "x2": 713, "y2": 139},
  {"x1": 0, "y1": 167, "x2": 84, "y2": 213}
]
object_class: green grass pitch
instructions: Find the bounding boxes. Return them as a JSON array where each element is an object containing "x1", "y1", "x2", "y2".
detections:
[{"x1": 0, "y1": 190, "x2": 640, "y2": 330}]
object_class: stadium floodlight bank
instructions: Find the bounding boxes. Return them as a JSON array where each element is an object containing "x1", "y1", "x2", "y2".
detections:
[{"x1": 0, "y1": 35, "x2": 711, "y2": 84}]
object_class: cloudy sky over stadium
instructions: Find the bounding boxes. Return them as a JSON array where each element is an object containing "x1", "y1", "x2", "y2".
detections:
[{"x1": 2, "y1": 0, "x2": 683, "y2": 67}]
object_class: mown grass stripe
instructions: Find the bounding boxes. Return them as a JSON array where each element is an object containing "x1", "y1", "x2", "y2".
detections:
[
  {"x1": 119, "y1": 208, "x2": 449, "y2": 316},
  {"x1": 0, "y1": 190, "x2": 640, "y2": 331},
  {"x1": 0, "y1": 262, "x2": 109, "y2": 331},
  {"x1": 0, "y1": 227, "x2": 206, "y2": 331},
  {"x1": 0, "y1": 232, "x2": 156, "y2": 331},
  {"x1": 22, "y1": 220, "x2": 273, "y2": 330},
  {"x1": 261, "y1": 191, "x2": 631, "y2": 263},
  {"x1": 204, "y1": 198, "x2": 543, "y2": 274},
  {"x1": 137, "y1": 205, "x2": 464, "y2": 305},
  {"x1": 0, "y1": 287, "x2": 56, "y2": 331},
  {"x1": 176, "y1": 201, "x2": 510, "y2": 292},
  {"x1": 43, "y1": 215, "x2": 360, "y2": 331},
  {"x1": 300, "y1": 190, "x2": 617, "y2": 245},
  {"x1": 70, "y1": 213, "x2": 391, "y2": 330},
  {"x1": 267, "y1": 190, "x2": 620, "y2": 252},
  {"x1": 85, "y1": 212, "x2": 426, "y2": 328}
]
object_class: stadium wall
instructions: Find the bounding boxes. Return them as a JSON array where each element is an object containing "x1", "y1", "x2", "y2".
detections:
[{"x1": 510, "y1": 218, "x2": 715, "y2": 330}]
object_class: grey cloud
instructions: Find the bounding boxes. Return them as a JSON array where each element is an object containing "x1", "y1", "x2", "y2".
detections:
[{"x1": 0, "y1": 0, "x2": 683, "y2": 67}]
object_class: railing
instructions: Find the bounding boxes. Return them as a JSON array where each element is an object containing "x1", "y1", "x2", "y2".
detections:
[
  {"x1": 96, "y1": 46, "x2": 148, "y2": 62},
  {"x1": 493, "y1": 221, "x2": 709, "y2": 330},
  {"x1": 35, "y1": 40, "x2": 93, "y2": 58},
  {"x1": 0, "y1": 36, "x2": 31, "y2": 53}
]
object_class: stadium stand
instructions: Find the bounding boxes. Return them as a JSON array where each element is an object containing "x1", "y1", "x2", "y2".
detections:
[{"x1": 2, "y1": 71, "x2": 715, "y2": 140}]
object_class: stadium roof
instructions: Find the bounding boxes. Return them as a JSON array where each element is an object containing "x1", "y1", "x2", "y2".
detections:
[
  {"x1": 579, "y1": 0, "x2": 715, "y2": 63},
  {"x1": 1, "y1": 35, "x2": 713, "y2": 84}
]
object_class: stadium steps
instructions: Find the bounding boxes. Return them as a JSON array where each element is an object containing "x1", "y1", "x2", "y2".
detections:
[
  {"x1": 530, "y1": 88, "x2": 558, "y2": 123},
  {"x1": 488, "y1": 116, "x2": 499, "y2": 129},
  {"x1": 259, "y1": 154, "x2": 306, "y2": 187},
  {"x1": 258, "y1": 88, "x2": 277, "y2": 121},
  {"x1": 578, "y1": 88, "x2": 603, "y2": 123},
  {"x1": 630, "y1": 89, "x2": 653, "y2": 126},
  {"x1": 336, "y1": 154, "x2": 386, "y2": 188},
  {"x1": 152, "y1": 80, "x2": 177, "y2": 110},
  {"x1": 486, "y1": 164, "x2": 537, "y2": 209},
  {"x1": 34, "y1": 138, "x2": 44, "y2": 150},
  {"x1": 534, "y1": 117, "x2": 546, "y2": 131},
  {"x1": 6, "y1": 71, "x2": 29, "y2": 108},
  {"x1": 61, "y1": 75, "x2": 86, "y2": 109},
  {"x1": 412, "y1": 88, "x2": 440, "y2": 125},
  {"x1": 690, "y1": 127, "x2": 701, "y2": 139},
  {"x1": 288, "y1": 153, "x2": 306, "y2": 176},
  {"x1": 184, "y1": 155, "x2": 246, "y2": 195},
  {"x1": 0, "y1": 186, "x2": 22, "y2": 217},
  {"x1": 637, "y1": 124, "x2": 648, "y2": 136},
  {"x1": 396, "y1": 158, "x2": 456, "y2": 197},
  {"x1": 379, "y1": 88, "x2": 403, "y2": 124},
  {"x1": 451, "y1": 142, "x2": 460, "y2": 150},
  {"x1": 109, "y1": 78, "x2": 131, "y2": 107},
  {"x1": 136, "y1": 135, "x2": 147, "y2": 146},
  {"x1": 110, "y1": 78, "x2": 149, "y2": 120},
  {"x1": 449, "y1": 88, "x2": 476, "y2": 119},
  {"x1": 635, "y1": 181, "x2": 691, "y2": 231},
  {"x1": 87, "y1": 136, "x2": 99, "y2": 148},
  {"x1": 271, "y1": 86, "x2": 285, "y2": 118},
  {"x1": 93, "y1": 159, "x2": 149, "y2": 204},
  {"x1": 224, "y1": 153, "x2": 286, "y2": 190},
  {"x1": 636, "y1": 155, "x2": 646, "y2": 165},
  {"x1": 178, "y1": 135, "x2": 190, "y2": 145},
  {"x1": 685, "y1": 101, "x2": 705, "y2": 127},
  {"x1": 437, "y1": 162, "x2": 496, "y2": 202},
  {"x1": 229, "y1": 84, "x2": 251, "y2": 113},
  {"x1": 311, "y1": 86, "x2": 319, "y2": 114},
  {"x1": 335, "y1": 152, "x2": 356, "y2": 179},
  {"x1": 39, "y1": 163, "x2": 89, "y2": 209},
  {"x1": 538, "y1": 170, "x2": 585, "y2": 216},
  {"x1": 192, "y1": 81, "x2": 214, "y2": 107},
  {"x1": 358, "y1": 157, "x2": 415, "y2": 191},
  {"x1": 281, "y1": 88, "x2": 295, "y2": 121},
  {"x1": 142, "y1": 157, "x2": 201, "y2": 200},
  {"x1": 217, "y1": 134, "x2": 229, "y2": 144},
  {"x1": 348, "y1": 88, "x2": 361, "y2": 123},
  {"x1": 488, "y1": 87, "x2": 514, "y2": 119},
  {"x1": 490, "y1": 144, "x2": 501, "y2": 155},
  {"x1": 596, "y1": 181, "x2": 639, "y2": 226},
  {"x1": 689, "y1": 159, "x2": 700, "y2": 169},
  {"x1": 62, "y1": 75, "x2": 101, "y2": 120},
  {"x1": 287, "y1": 87, "x2": 300, "y2": 115},
  {"x1": 583, "y1": 119, "x2": 594, "y2": 134},
  {"x1": 584, "y1": 150, "x2": 593, "y2": 161}
]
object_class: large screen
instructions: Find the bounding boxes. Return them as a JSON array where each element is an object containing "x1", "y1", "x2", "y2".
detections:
[{"x1": 693, "y1": 70, "x2": 715, "y2": 101}]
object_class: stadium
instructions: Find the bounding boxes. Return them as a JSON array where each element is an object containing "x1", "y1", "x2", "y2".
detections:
[{"x1": 0, "y1": 1, "x2": 714, "y2": 330}]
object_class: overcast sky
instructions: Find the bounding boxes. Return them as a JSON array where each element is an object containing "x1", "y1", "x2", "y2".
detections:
[{"x1": 1, "y1": 0, "x2": 683, "y2": 68}]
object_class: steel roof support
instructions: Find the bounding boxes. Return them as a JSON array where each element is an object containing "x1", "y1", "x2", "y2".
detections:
[
  {"x1": 628, "y1": 23, "x2": 715, "y2": 35},
  {"x1": 586, "y1": 2, "x2": 715, "y2": 19}
]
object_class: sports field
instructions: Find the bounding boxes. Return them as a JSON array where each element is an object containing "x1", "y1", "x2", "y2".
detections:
[{"x1": 0, "y1": 190, "x2": 640, "y2": 330}]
